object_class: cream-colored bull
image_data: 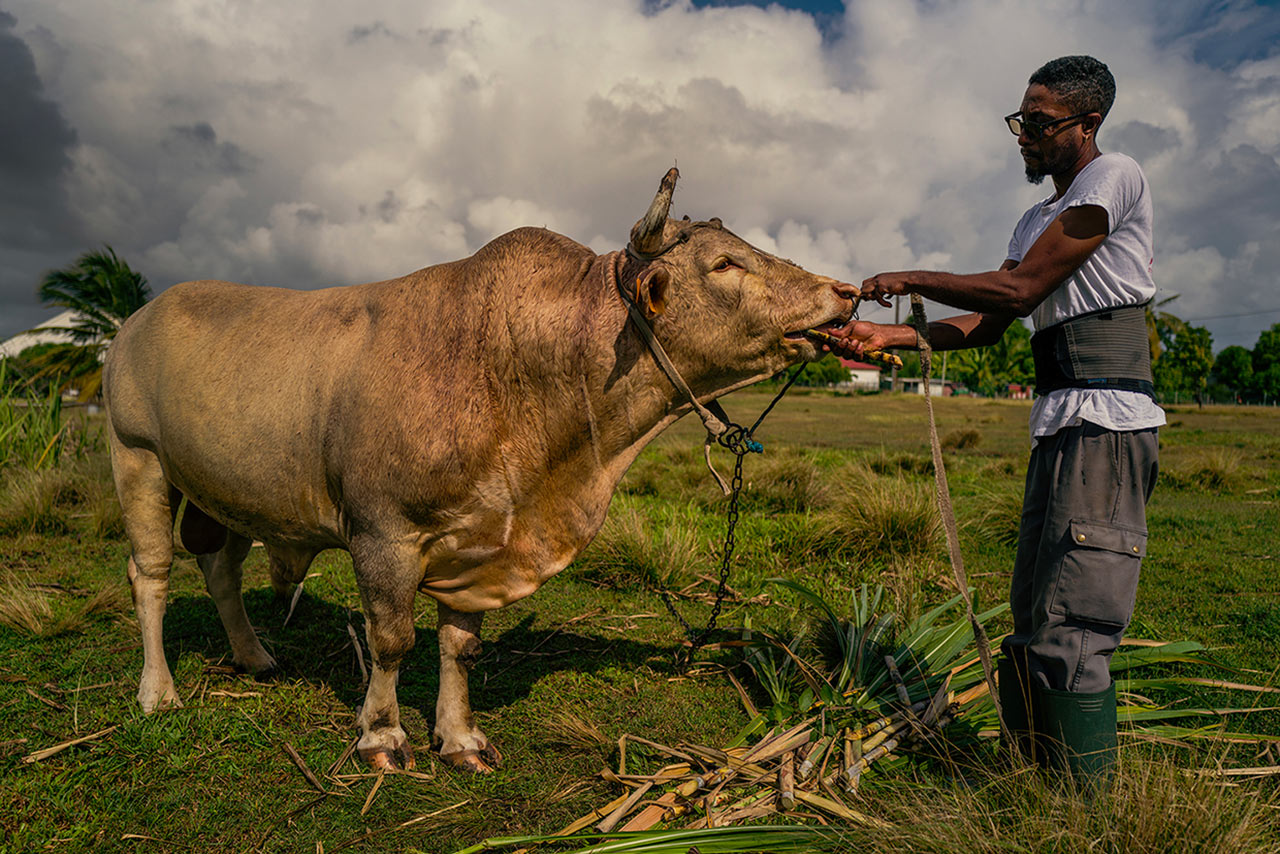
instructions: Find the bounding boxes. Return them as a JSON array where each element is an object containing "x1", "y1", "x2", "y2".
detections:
[{"x1": 104, "y1": 169, "x2": 852, "y2": 772}]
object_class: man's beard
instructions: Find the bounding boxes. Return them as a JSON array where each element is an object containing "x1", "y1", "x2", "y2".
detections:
[{"x1": 1023, "y1": 147, "x2": 1070, "y2": 185}]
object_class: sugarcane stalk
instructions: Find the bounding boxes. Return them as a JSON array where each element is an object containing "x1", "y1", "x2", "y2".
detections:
[
  {"x1": 797, "y1": 735, "x2": 831, "y2": 780},
  {"x1": 622, "y1": 788, "x2": 740, "y2": 832},
  {"x1": 744, "y1": 718, "x2": 815, "y2": 763},
  {"x1": 557, "y1": 791, "x2": 634, "y2": 836},
  {"x1": 885, "y1": 654, "x2": 912, "y2": 705},
  {"x1": 778, "y1": 751, "x2": 796, "y2": 811},
  {"x1": 821, "y1": 718, "x2": 913, "y2": 788},
  {"x1": 861, "y1": 716, "x2": 910, "y2": 754},
  {"x1": 596, "y1": 781, "x2": 653, "y2": 833},
  {"x1": 845, "y1": 730, "x2": 863, "y2": 793},
  {"x1": 620, "y1": 791, "x2": 683, "y2": 832},
  {"x1": 558, "y1": 763, "x2": 686, "y2": 836},
  {"x1": 803, "y1": 328, "x2": 904, "y2": 368},
  {"x1": 793, "y1": 789, "x2": 890, "y2": 829},
  {"x1": 676, "y1": 726, "x2": 811, "y2": 800},
  {"x1": 693, "y1": 789, "x2": 777, "y2": 829}
]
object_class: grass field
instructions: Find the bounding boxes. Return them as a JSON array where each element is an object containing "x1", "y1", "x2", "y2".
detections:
[{"x1": 1, "y1": 391, "x2": 1278, "y2": 852}]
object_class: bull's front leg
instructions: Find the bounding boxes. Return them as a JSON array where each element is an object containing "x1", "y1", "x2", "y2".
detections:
[
  {"x1": 435, "y1": 602, "x2": 502, "y2": 773},
  {"x1": 350, "y1": 536, "x2": 419, "y2": 770}
]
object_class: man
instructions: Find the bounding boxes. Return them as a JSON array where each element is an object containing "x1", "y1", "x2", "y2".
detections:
[{"x1": 827, "y1": 56, "x2": 1163, "y2": 787}]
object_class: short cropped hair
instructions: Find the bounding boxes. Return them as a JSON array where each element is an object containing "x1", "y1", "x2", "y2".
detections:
[{"x1": 1029, "y1": 56, "x2": 1116, "y2": 122}]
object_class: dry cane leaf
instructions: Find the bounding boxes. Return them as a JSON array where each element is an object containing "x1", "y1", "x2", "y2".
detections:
[
  {"x1": 23, "y1": 725, "x2": 118, "y2": 764},
  {"x1": 360, "y1": 768, "x2": 386, "y2": 816}
]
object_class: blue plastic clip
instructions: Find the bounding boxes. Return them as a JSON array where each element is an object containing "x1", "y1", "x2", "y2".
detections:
[{"x1": 745, "y1": 439, "x2": 764, "y2": 454}]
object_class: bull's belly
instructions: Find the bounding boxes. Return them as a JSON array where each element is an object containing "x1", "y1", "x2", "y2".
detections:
[{"x1": 164, "y1": 459, "x2": 345, "y2": 550}]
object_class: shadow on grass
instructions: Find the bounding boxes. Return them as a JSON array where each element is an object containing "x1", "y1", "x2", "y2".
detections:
[{"x1": 158, "y1": 588, "x2": 675, "y2": 722}]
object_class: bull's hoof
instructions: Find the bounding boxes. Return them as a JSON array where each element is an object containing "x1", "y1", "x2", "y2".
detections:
[
  {"x1": 137, "y1": 681, "x2": 182, "y2": 714},
  {"x1": 233, "y1": 647, "x2": 278, "y2": 676},
  {"x1": 249, "y1": 664, "x2": 282, "y2": 682},
  {"x1": 359, "y1": 741, "x2": 417, "y2": 771},
  {"x1": 439, "y1": 743, "x2": 502, "y2": 774}
]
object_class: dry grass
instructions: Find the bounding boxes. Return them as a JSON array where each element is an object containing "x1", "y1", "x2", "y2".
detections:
[
  {"x1": 823, "y1": 473, "x2": 943, "y2": 561},
  {"x1": 1162, "y1": 447, "x2": 1246, "y2": 492},
  {"x1": 0, "y1": 453, "x2": 121, "y2": 537},
  {"x1": 544, "y1": 712, "x2": 612, "y2": 753},
  {"x1": 964, "y1": 485, "x2": 1025, "y2": 547},
  {"x1": 0, "y1": 577, "x2": 129, "y2": 638},
  {"x1": 868, "y1": 450, "x2": 935, "y2": 478},
  {"x1": 621, "y1": 447, "x2": 707, "y2": 501},
  {"x1": 941, "y1": 428, "x2": 983, "y2": 450},
  {"x1": 572, "y1": 500, "x2": 710, "y2": 590},
  {"x1": 0, "y1": 466, "x2": 80, "y2": 535},
  {"x1": 77, "y1": 454, "x2": 124, "y2": 538},
  {"x1": 732, "y1": 449, "x2": 831, "y2": 514},
  {"x1": 836, "y1": 755, "x2": 1280, "y2": 853}
]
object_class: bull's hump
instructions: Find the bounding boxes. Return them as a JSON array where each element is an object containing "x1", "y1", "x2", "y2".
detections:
[{"x1": 478, "y1": 227, "x2": 594, "y2": 264}]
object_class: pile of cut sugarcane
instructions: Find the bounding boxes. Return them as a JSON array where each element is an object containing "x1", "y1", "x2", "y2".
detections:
[
  {"x1": 553, "y1": 673, "x2": 990, "y2": 835},
  {"x1": 541, "y1": 580, "x2": 1006, "y2": 835},
  {"x1": 526, "y1": 580, "x2": 1279, "y2": 843}
]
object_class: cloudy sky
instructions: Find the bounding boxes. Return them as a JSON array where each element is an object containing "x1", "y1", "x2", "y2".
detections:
[{"x1": 2, "y1": 0, "x2": 1278, "y2": 349}]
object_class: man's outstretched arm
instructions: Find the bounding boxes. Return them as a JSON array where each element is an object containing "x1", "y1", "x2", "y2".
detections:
[
  {"x1": 851, "y1": 204, "x2": 1109, "y2": 316},
  {"x1": 825, "y1": 262, "x2": 1019, "y2": 360}
]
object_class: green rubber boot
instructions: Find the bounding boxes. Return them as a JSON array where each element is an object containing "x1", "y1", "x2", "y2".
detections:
[
  {"x1": 997, "y1": 652, "x2": 1038, "y2": 763},
  {"x1": 1036, "y1": 681, "x2": 1118, "y2": 792}
]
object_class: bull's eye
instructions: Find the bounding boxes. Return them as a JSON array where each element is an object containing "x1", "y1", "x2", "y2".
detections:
[{"x1": 711, "y1": 257, "x2": 740, "y2": 272}]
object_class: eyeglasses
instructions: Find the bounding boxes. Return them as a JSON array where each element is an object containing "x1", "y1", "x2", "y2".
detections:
[{"x1": 1004, "y1": 111, "x2": 1094, "y2": 141}]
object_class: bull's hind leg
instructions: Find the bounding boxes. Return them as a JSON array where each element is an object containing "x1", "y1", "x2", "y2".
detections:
[
  {"x1": 110, "y1": 441, "x2": 180, "y2": 712},
  {"x1": 435, "y1": 603, "x2": 502, "y2": 773},
  {"x1": 196, "y1": 532, "x2": 277, "y2": 674},
  {"x1": 349, "y1": 536, "x2": 419, "y2": 770}
]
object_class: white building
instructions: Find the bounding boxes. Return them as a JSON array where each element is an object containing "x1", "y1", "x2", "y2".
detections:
[
  {"x1": 836, "y1": 358, "x2": 883, "y2": 392},
  {"x1": 0, "y1": 310, "x2": 84, "y2": 359}
]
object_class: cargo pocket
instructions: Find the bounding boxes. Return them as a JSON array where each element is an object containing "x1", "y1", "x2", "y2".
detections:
[{"x1": 1048, "y1": 519, "x2": 1146, "y2": 626}]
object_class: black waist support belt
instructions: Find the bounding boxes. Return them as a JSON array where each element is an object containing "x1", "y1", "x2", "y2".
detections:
[{"x1": 1031, "y1": 304, "x2": 1155, "y2": 398}]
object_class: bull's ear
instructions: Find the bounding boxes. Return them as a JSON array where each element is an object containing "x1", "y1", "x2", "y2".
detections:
[{"x1": 634, "y1": 267, "x2": 669, "y2": 319}]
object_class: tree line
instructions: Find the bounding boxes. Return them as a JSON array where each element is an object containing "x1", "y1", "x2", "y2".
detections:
[{"x1": 802, "y1": 296, "x2": 1279, "y2": 406}]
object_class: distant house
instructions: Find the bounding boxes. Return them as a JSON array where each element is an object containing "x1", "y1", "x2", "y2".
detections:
[
  {"x1": 835, "y1": 358, "x2": 882, "y2": 392},
  {"x1": 0, "y1": 310, "x2": 85, "y2": 359},
  {"x1": 893, "y1": 376, "x2": 954, "y2": 397}
]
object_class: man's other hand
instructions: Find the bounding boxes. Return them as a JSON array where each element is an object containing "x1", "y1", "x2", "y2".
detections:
[{"x1": 860, "y1": 272, "x2": 913, "y2": 307}]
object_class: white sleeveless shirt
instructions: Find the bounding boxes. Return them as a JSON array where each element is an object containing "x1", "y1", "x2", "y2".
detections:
[{"x1": 1006, "y1": 153, "x2": 1166, "y2": 439}]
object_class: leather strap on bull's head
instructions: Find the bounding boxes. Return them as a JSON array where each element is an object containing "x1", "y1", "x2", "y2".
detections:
[{"x1": 616, "y1": 167, "x2": 740, "y2": 494}]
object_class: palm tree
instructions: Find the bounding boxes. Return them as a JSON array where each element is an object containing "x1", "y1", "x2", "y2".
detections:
[
  {"x1": 1145, "y1": 294, "x2": 1184, "y2": 364},
  {"x1": 27, "y1": 246, "x2": 152, "y2": 399}
]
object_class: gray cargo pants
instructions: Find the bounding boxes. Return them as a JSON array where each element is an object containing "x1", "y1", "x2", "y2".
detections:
[{"x1": 1002, "y1": 421, "x2": 1159, "y2": 694}]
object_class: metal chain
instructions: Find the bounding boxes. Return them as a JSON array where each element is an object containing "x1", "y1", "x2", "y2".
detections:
[
  {"x1": 660, "y1": 363, "x2": 805, "y2": 670},
  {"x1": 660, "y1": 431, "x2": 747, "y2": 669}
]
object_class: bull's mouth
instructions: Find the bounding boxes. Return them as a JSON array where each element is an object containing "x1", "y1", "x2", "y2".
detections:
[{"x1": 783, "y1": 314, "x2": 849, "y2": 343}]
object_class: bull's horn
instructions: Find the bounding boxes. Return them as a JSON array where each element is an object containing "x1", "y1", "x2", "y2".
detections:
[{"x1": 630, "y1": 167, "x2": 679, "y2": 256}]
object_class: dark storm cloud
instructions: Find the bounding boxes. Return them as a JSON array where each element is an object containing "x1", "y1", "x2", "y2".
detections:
[
  {"x1": 1107, "y1": 121, "x2": 1181, "y2": 162},
  {"x1": 0, "y1": 10, "x2": 83, "y2": 335},
  {"x1": 347, "y1": 21, "x2": 398, "y2": 44},
  {"x1": 0, "y1": 10, "x2": 78, "y2": 246},
  {"x1": 164, "y1": 122, "x2": 258, "y2": 175}
]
